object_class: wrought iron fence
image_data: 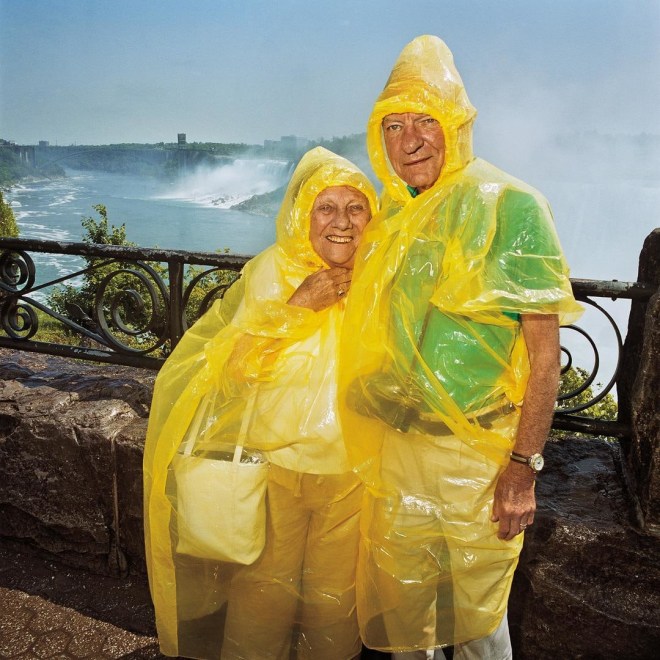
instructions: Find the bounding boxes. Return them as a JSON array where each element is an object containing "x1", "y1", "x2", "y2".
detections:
[
  {"x1": 555, "y1": 278, "x2": 654, "y2": 437},
  {"x1": 0, "y1": 237, "x2": 656, "y2": 438},
  {"x1": 0, "y1": 237, "x2": 249, "y2": 368}
]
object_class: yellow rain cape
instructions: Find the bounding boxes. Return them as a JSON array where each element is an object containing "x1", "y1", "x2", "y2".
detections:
[
  {"x1": 143, "y1": 147, "x2": 377, "y2": 658},
  {"x1": 338, "y1": 36, "x2": 583, "y2": 651}
]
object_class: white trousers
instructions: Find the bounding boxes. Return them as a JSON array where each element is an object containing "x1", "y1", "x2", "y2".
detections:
[
  {"x1": 358, "y1": 427, "x2": 521, "y2": 652},
  {"x1": 392, "y1": 610, "x2": 512, "y2": 660}
]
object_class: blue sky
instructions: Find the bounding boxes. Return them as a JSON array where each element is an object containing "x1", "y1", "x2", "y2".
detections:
[{"x1": 1, "y1": 0, "x2": 659, "y2": 147}]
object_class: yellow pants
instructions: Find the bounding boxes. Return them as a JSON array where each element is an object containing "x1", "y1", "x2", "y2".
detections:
[
  {"x1": 222, "y1": 464, "x2": 363, "y2": 660},
  {"x1": 358, "y1": 425, "x2": 522, "y2": 652}
]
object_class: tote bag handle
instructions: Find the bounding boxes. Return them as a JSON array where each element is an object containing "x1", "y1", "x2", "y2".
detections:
[{"x1": 180, "y1": 387, "x2": 259, "y2": 464}]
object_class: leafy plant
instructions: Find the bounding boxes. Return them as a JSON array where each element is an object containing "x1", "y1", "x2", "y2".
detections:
[
  {"x1": 552, "y1": 366, "x2": 618, "y2": 438},
  {"x1": 0, "y1": 191, "x2": 19, "y2": 237},
  {"x1": 47, "y1": 205, "x2": 239, "y2": 355},
  {"x1": 557, "y1": 366, "x2": 617, "y2": 418},
  {"x1": 47, "y1": 205, "x2": 150, "y2": 340}
]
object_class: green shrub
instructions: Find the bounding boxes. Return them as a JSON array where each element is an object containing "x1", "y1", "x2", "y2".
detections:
[
  {"x1": 46, "y1": 205, "x2": 239, "y2": 355},
  {"x1": 552, "y1": 366, "x2": 618, "y2": 438},
  {"x1": 0, "y1": 191, "x2": 19, "y2": 237}
]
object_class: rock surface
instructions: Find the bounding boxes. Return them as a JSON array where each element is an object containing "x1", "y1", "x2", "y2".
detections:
[
  {"x1": 511, "y1": 438, "x2": 660, "y2": 658},
  {"x1": 618, "y1": 228, "x2": 660, "y2": 534},
  {"x1": 1, "y1": 348, "x2": 659, "y2": 658},
  {"x1": 0, "y1": 349, "x2": 153, "y2": 575}
]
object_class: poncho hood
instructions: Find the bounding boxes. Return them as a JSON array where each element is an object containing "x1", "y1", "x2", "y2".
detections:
[
  {"x1": 367, "y1": 34, "x2": 477, "y2": 204},
  {"x1": 276, "y1": 146, "x2": 379, "y2": 271}
]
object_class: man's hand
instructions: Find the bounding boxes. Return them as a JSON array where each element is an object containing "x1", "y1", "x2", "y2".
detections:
[
  {"x1": 491, "y1": 462, "x2": 536, "y2": 540},
  {"x1": 287, "y1": 267, "x2": 353, "y2": 312}
]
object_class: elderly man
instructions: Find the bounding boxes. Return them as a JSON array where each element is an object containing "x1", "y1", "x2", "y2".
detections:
[{"x1": 339, "y1": 36, "x2": 583, "y2": 659}]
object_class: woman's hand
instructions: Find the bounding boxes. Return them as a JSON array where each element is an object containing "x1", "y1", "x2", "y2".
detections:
[{"x1": 287, "y1": 267, "x2": 353, "y2": 311}]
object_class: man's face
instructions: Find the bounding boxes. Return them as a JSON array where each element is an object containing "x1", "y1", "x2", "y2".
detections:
[
  {"x1": 309, "y1": 186, "x2": 371, "y2": 269},
  {"x1": 382, "y1": 113, "x2": 445, "y2": 192}
]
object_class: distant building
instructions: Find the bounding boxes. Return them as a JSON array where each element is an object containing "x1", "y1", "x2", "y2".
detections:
[
  {"x1": 177, "y1": 133, "x2": 187, "y2": 148},
  {"x1": 38, "y1": 141, "x2": 50, "y2": 147},
  {"x1": 263, "y1": 135, "x2": 311, "y2": 157},
  {"x1": 280, "y1": 135, "x2": 310, "y2": 151}
]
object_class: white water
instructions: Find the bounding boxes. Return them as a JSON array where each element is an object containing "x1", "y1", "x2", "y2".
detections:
[{"x1": 4, "y1": 159, "x2": 291, "y2": 309}]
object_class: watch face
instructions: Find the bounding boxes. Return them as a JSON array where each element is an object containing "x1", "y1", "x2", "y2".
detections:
[{"x1": 530, "y1": 454, "x2": 544, "y2": 472}]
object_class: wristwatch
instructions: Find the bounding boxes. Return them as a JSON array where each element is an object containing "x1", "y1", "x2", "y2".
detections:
[{"x1": 510, "y1": 451, "x2": 544, "y2": 474}]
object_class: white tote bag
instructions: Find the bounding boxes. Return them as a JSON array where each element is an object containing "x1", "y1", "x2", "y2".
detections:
[{"x1": 172, "y1": 389, "x2": 268, "y2": 564}]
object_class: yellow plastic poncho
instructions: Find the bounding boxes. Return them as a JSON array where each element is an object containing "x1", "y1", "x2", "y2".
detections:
[
  {"x1": 143, "y1": 147, "x2": 377, "y2": 659},
  {"x1": 338, "y1": 36, "x2": 583, "y2": 651}
]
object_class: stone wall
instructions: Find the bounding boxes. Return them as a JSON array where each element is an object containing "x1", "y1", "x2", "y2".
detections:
[{"x1": 1, "y1": 348, "x2": 659, "y2": 658}]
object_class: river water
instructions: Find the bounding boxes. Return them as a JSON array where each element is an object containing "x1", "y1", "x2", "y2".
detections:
[{"x1": 5, "y1": 159, "x2": 294, "y2": 296}]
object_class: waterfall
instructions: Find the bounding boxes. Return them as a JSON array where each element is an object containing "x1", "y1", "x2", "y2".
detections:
[{"x1": 158, "y1": 158, "x2": 293, "y2": 208}]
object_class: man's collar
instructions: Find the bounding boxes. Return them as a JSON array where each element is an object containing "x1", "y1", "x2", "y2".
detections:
[{"x1": 406, "y1": 184, "x2": 419, "y2": 198}]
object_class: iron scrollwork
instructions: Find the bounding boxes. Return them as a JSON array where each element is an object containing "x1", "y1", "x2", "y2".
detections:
[
  {"x1": 181, "y1": 265, "x2": 239, "y2": 330},
  {"x1": 0, "y1": 249, "x2": 36, "y2": 295},
  {"x1": 0, "y1": 240, "x2": 247, "y2": 368},
  {"x1": 556, "y1": 296, "x2": 623, "y2": 415},
  {"x1": 94, "y1": 262, "x2": 169, "y2": 354},
  {"x1": 0, "y1": 298, "x2": 39, "y2": 340},
  {"x1": 0, "y1": 250, "x2": 39, "y2": 340}
]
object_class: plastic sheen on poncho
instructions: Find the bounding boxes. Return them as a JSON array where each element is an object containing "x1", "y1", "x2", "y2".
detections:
[
  {"x1": 338, "y1": 35, "x2": 583, "y2": 650},
  {"x1": 143, "y1": 147, "x2": 378, "y2": 658}
]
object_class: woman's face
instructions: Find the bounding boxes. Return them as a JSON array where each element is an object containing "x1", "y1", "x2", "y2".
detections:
[{"x1": 309, "y1": 185, "x2": 371, "y2": 269}]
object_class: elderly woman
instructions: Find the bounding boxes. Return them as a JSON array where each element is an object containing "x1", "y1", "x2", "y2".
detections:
[{"x1": 143, "y1": 147, "x2": 377, "y2": 660}]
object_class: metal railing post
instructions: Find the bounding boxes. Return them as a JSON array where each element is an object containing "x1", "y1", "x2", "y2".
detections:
[{"x1": 168, "y1": 259, "x2": 185, "y2": 351}]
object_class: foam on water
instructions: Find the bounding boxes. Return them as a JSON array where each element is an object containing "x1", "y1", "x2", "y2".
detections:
[
  {"x1": 3, "y1": 163, "x2": 285, "y2": 303},
  {"x1": 47, "y1": 192, "x2": 78, "y2": 207},
  {"x1": 18, "y1": 221, "x2": 73, "y2": 242}
]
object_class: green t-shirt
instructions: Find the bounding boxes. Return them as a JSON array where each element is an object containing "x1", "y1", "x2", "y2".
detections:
[{"x1": 390, "y1": 186, "x2": 563, "y2": 414}]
